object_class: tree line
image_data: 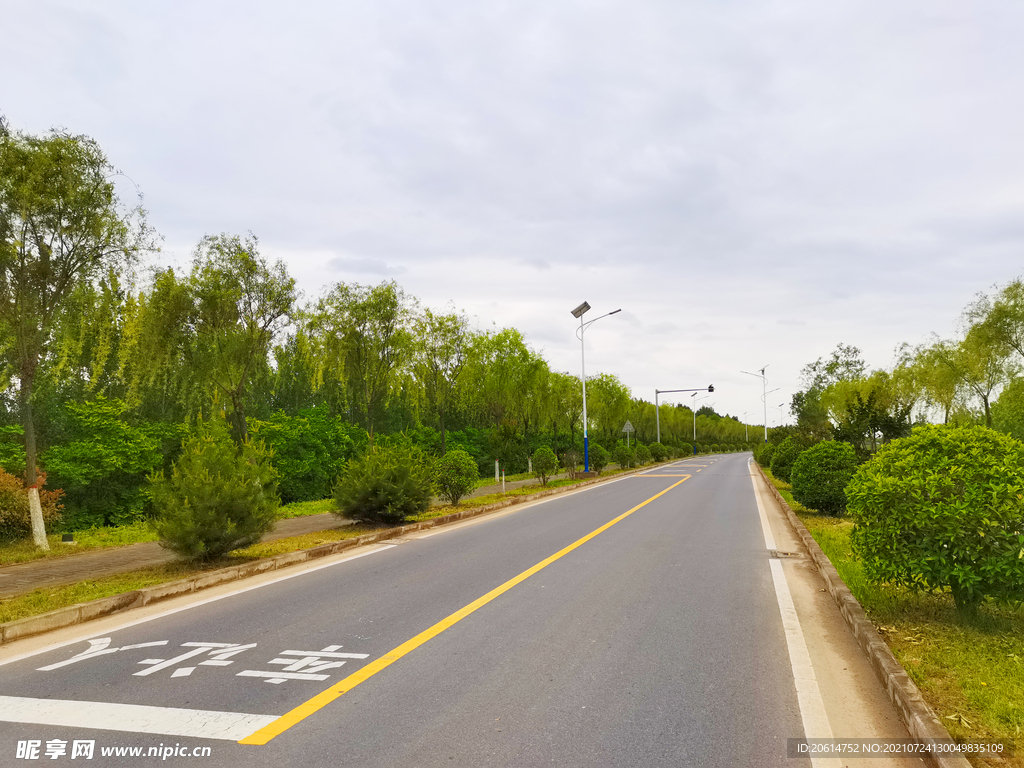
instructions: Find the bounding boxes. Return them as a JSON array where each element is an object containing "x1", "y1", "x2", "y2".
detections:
[
  {"x1": 0, "y1": 123, "x2": 755, "y2": 539},
  {"x1": 786, "y1": 280, "x2": 1024, "y2": 455}
]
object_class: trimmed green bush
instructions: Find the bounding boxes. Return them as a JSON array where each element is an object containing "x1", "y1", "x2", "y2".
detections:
[
  {"x1": 532, "y1": 445, "x2": 558, "y2": 486},
  {"x1": 333, "y1": 443, "x2": 433, "y2": 524},
  {"x1": 847, "y1": 424, "x2": 1024, "y2": 612},
  {"x1": 434, "y1": 448, "x2": 479, "y2": 505},
  {"x1": 635, "y1": 444, "x2": 652, "y2": 465},
  {"x1": 790, "y1": 441, "x2": 858, "y2": 516},
  {"x1": 149, "y1": 410, "x2": 280, "y2": 562},
  {"x1": 769, "y1": 437, "x2": 802, "y2": 482},
  {"x1": 755, "y1": 442, "x2": 775, "y2": 467},
  {"x1": 649, "y1": 442, "x2": 667, "y2": 462},
  {"x1": 590, "y1": 444, "x2": 610, "y2": 475},
  {"x1": 613, "y1": 444, "x2": 635, "y2": 469}
]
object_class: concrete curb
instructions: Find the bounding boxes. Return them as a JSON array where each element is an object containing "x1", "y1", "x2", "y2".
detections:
[
  {"x1": 1, "y1": 465, "x2": 652, "y2": 646},
  {"x1": 752, "y1": 462, "x2": 972, "y2": 768}
]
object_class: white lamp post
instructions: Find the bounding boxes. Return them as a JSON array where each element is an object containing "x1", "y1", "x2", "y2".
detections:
[
  {"x1": 741, "y1": 365, "x2": 769, "y2": 443},
  {"x1": 572, "y1": 302, "x2": 621, "y2": 472}
]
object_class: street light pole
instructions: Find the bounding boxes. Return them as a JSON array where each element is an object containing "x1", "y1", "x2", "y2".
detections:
[
  {"x1": 741, "y1": 365, "x2": 769, "y2": 443},
  {"x1": 572, "y1": 302, "x2": 621, "y2": 473},
  {"x1": 656, "y1": 386, "x2": 714, "y2": 443},
  {"x1": 691, "y1": 392, "x2": 710, "y2": 441}
]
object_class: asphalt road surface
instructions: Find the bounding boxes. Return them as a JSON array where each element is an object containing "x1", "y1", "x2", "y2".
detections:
[{"x1": 0, "y1": 454, "x2": 818, "y2": 767}]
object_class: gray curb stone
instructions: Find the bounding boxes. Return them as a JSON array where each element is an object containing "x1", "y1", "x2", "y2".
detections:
[{"x1": 753, "y1": 462, "x2": 972, "y2": 768}]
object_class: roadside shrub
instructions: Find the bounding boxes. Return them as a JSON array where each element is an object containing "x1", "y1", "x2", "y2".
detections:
[
  {"x1": 589, "y1": 444, "x2": 610, "y2": 475},
  {"x1": 769, "y1": 437, "x2": 802, "y2": 482},
  {"x1": 790, "y1": 441, "x2": 858, "y2": 516},
  {"x1": 635, "y1": 444, "x2": 652, "y2": 465},
  {"x1": 434, "y1": 448, "x2": 479, "y2": 506},
  {"x1": 847, "y1": 424, "x2": 1024, "y2": 612},
  {"x1": 0, "y1": 470, "x2": 63, "y2": 541},
  {"x1": 612, "y1": 444, "x2": 635, "y2": 469},
  {"x1": 149, "y1": 410, "x2": 280, "y2": 562},
  {"x1": 532, "y1": 445, "x2": 558, "y2": 486},
  {"x1": 755, "y1": 442, "x2": 775, "y2": 467},
  {"x1": 334, "y1": 443, "x2": 433, "y2": 524},
  {"x1": 649, "y1": 443, "x2": 667, "y2": 462}
]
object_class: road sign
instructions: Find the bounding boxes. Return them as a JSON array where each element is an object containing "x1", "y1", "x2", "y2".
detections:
[{"x1": 622, "y1": 421, "x2": 634, "y2": 433}]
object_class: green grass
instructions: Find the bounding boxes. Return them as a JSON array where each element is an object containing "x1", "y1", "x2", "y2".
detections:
[{"x1": 761, "y1": 467, "x2": 1024, "y2": 764}]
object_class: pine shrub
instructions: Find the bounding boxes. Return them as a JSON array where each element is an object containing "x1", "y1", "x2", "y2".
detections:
[
  {"x1": 434, "y1": 448, "x2": 479, "y2": 506},
  {"x1": 589, "y1": 444, "x2": 610, "y2": 475},
  {"x1": 149, "y1": 411, "x2": 280, "y2": 562},
  {"x1": 649, "y1": 443, "x2": 667, "y2": 462},
  {"x1": 334, "y1": 443, "x2": 433, "y2": 524}
]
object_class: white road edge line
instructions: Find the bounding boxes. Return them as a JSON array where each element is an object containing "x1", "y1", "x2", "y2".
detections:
[
  {"x1": 0, "y1": 695, "x2": 278, "y2": 741},
  {"x1": 749, "y1": 459, "x2": 841, "y2": 768}
]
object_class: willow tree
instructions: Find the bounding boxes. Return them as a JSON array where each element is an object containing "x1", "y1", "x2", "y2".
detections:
[
  {"x1": 122, "y1": 234, "x2": 295, "y2": 442},
  {"x1": 0, "y1": 126, "x2": 151, "y2": 548},
  {"x1": 412, "y1": 308, "x2": 470, "y2": 454},
  {"x1": 311, "y1": 281, "x2": 414, "y2": 442}
]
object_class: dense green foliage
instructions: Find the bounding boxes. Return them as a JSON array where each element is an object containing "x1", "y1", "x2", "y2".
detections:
[
  {"x1": 41, "y1": 397, "x2": 183, "y2": 529},
  {"x1": 434, "y1": 448, "x2": 479, "y2": 505},
  {"x1": 531, "y1": 445, "x2": 558, "y2": 486},
  {"x1": 649, "y1": 442, "x2": 667, "y2": 462},
  {"x1": 769, "y1": 437, "x2": 803, "y2": 482},
  {"x1": 847, "y1": 425, "x2": 1024, "y2": 611},
  {"x1": 250, "y1": 407, "x2": 363, "y2": 504},
  {"x1": 790, "y1": 440, "x2": 858, "y2": 516},
  {"x1": 149, "y1": 410, "x2": 280, "y2": 562},
  {"x1": 333, "y1": 444, "x2": 433, "y2": 524}
]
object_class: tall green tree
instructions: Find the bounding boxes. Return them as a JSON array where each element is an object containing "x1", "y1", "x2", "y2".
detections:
[
  {"x1": 412, "y1": 308, "x2": 470, "y2": 454},
  {"x1": 123, "y1": 234, "x2": 295, "y2": 442},
  {"x1": 312, "y1": 281, "x2": 413, "y2": 442},
  {"x1": 0, "y1": 126, "x2": 152, "y2": 547}
]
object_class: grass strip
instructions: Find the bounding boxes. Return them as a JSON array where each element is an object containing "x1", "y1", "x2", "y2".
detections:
[{"x1": 762, "y1": 468, "x2": 1024, "y2": 765}]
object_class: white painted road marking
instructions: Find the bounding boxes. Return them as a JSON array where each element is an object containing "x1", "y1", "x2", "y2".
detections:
[
  {"x1": 0, "y1": 696, "x2": 279, "y2": 741},
  {"x1": 750, "y1": 460, "x2": 841, "y2": 768}
]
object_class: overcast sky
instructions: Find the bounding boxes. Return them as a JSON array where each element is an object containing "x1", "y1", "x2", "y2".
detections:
[{"x1": 5, "y1": 1, "x2": 1024, "y2": 426}]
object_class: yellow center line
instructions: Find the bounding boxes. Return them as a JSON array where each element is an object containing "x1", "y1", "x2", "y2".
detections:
[{"x1": 239, "y1": 475, "x2": 691, "y2": 745}]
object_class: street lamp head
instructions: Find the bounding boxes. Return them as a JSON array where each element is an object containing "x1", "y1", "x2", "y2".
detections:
[
  {"x1": 571, "y1": 301, "x2": 591, "y2": 318},
  {"x1": 707, "y1": 384, "x2": 714, "y2": 392},
  {"x1": 608, "y1": 308, "x2": 621, "y2": 315}
]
